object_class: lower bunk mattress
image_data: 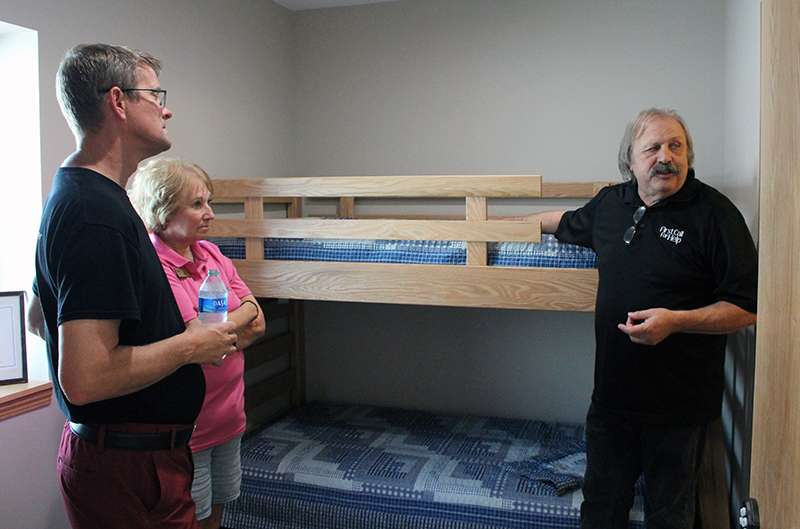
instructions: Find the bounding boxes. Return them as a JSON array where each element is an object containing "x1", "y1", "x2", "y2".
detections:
[
  {"x1": 210, "y1": 234, "x2": 598, "y2": 268},
  {"x1": 222, "y1": 403, "x2": 645, "y2": 529}
]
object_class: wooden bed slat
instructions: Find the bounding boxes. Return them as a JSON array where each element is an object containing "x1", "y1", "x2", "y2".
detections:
[
  {"x1": 213, "y1": 175, "x2": 542, "y2": 198},
  {"x1": 245, "y1": 333, "x2": 291, "y2": 371},
  {"x1": 212, "y1": 178, "x2": 613, "y2": 201},
  {"x1": 233, "y1": 260, "x2": 597, "y2": 311},
  {"x1": 541, "y1": 181, "x2": 616, "y2": 198},
  {"x1": 212, "y1": 197, "x2": 294, "y2": 204},
  {"x1": 244, "y1": 369, "x2": 294, "y2": 412},
  {"x1": 209, "y1": 218, "x2": 541, "y2": 242}
]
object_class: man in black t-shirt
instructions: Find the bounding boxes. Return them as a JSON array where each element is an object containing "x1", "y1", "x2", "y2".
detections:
[
  {"x1": 533, "y1": 108, "x2": 757, "y2": 529},
  {"x1": 27, "y1": 44, "x2": 238, "y2": 529}
]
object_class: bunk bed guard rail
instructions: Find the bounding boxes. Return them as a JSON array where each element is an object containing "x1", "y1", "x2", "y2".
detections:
[{"x1": 207, "y1": 175, "x2": 603, "y2": 311}]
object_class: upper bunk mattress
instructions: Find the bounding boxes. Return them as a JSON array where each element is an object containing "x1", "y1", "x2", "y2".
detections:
[
  {"x1": 210, "y1": 234, "x2": 597, "y2": 268},
  {"x1": 222, "y1": 402, "x2": 645, "y2": 529}
]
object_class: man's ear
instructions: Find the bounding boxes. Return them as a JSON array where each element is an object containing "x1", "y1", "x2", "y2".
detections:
[{"x1": 106, "y1": 86, "x2": 128, "y2": 121}]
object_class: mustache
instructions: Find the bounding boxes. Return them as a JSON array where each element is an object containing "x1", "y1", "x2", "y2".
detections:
[{"x1": 650, "y1": 162, "x2": 679, "y2": 176}]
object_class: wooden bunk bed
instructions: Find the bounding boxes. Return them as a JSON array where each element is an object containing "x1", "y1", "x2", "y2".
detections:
[{"x1": 205, "y1": 174, "x2": 727, "y2": 529}]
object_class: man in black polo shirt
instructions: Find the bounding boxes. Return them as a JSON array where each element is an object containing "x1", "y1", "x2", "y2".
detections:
[
  {"x1": 27, "y1": 44, "x2": 238, "y2": 529},
  {"x1": 535, "y1": 108, "x2": 757, "y2": 529}
]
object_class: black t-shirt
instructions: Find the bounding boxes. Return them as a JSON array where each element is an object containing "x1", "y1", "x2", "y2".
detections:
[
  {"x1": 555, "y1": 170, "x2": 757, "y2": 425},
  {"x1": 34, "y1": 167, "x2": 204, "y2": 424}
]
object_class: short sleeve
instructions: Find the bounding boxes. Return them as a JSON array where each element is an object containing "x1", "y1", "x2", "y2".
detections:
[
  {"x1": 57, "y1": 224, "x2": 142, "y2": 324},
  {"x1": 708, "y1": 201, "x2": 758, "y2": 313},
  {"x1": 554, "y1": 188, "x2": 606, "y2": 249}
]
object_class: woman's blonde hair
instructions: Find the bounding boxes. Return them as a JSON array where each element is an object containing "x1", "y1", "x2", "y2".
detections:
[{"x1": 128, "y1": 158, "x2": 213, "y2": 233}]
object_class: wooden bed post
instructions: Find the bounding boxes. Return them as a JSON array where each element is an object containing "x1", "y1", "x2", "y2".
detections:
[
  {"x1": 338, "y1": 197, "x2": 355, "y2": 218},
  {"x1": 466, "y1": 196, "x2": 488, "y2": 266},
  {"x1": 287, "y1": 196, "x2": 306, "y2": 408},
  {"x1": 289, "y1": 299, "x2": 306, "y2": 408},
  {"x1": 750, "y1": 0, "x2": 800, "y2": 525},
  {"x1": 288, "y1": 197, "x2": 302, "y2": 219},
  {"x1": 244, "y1": 197, "x2": 264, "y2": 260}
]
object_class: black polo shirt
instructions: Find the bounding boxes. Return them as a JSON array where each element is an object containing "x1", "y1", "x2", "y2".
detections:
[
  {"x1": 34, "y1": 167, "x2": 205, "y2": 424},
  {"x1": 556, "y1": 170, "x2": 757, "y2": 425}
]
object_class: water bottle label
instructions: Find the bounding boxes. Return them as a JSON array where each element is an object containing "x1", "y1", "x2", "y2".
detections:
[{"x1": 199, "y1": 297, "x2": 228, "y2": 313}]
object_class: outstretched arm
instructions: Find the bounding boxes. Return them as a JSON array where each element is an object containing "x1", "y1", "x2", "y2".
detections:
[
  {"x1": 535, "y1": 210, "x2": 566, "y2": 234},
  {"x1": 502, "y1": 211, "x2": 565, "y2": 234}
]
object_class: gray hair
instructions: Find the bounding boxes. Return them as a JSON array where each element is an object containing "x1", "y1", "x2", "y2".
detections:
[
  {"x1": 128, "y1": 158, "x2": 213, "y2": 233},
  {"x1": 617, "y1": 108, "x2": 694, "y2": 181},
  {"x1": 57, "y1": 43, "x2": 162, "y2": 135}
]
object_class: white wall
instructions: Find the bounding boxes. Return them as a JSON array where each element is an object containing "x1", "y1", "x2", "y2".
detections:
[
  {"x1": 294, "y1": 0, "x2": 728, "y2": 422},
  {"x1": 721, "y1": 0, "x2": 760, "y2": 520},
  {"x1": 0, "y1": 1, "x2": 294, "y2": 527}
]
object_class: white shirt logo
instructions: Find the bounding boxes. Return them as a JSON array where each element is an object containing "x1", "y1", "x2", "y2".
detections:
[{"x1": 659, "y1": 226, "x2": 684, "y2": 245}]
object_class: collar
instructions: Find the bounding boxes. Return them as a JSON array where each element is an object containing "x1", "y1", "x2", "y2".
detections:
[
  {"x1": 149, "y1": 233, "x2": 210, "y2": 279},
  {"x1": 622, "y1": 168, "x2": 700, "y2": 207}
]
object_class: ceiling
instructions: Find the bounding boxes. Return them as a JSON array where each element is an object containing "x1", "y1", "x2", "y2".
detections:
[{"x1": 273, "y1": 0, "x2": 396, "y2": 11}]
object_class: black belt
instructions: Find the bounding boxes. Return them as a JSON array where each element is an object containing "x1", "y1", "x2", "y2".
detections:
[{"x1": 68, "y1": 422, "x2": 194, "y2": 451}]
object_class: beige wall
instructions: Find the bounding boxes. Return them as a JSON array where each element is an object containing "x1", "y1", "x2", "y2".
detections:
[
  {"x1": 720, "y1": 0, "x2": 760, "y2": 520},
  {"x1": 1, "y1": 0, "x2": 295, "y2": 197}
]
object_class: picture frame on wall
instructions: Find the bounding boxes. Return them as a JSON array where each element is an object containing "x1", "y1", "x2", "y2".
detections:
[{"x1": 0, "y1": 291, "x2": 27, "y2": 385}]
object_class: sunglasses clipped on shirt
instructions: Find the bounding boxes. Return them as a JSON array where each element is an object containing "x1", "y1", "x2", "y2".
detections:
[{"x1": 623, "y1": 205, "x2": 647, "y2": 245}]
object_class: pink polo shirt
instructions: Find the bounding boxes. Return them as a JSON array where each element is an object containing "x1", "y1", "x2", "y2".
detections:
[{"x1": 150, "y1": 233, "x2": 251, "y2": 452}]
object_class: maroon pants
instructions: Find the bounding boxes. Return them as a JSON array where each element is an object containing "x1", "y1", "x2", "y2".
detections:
[{"x1": 57, "y1": 421, "x2": 201, "y2": 529}]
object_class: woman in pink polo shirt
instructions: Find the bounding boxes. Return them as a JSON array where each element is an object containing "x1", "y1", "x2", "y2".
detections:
[{"x1": 129, "y1": 159, "x2": 266, "y2": 529}]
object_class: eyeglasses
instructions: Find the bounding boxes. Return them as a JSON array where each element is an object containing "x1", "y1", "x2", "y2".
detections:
[
  {"x1": 102, "y1": 87, "x2": 167, "y2": 107},
  {"x1": 623, "y1": 205, "x2": 647, "y2": 245}
]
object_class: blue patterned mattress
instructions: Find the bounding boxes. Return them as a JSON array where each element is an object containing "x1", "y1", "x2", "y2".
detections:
[
  {"x1": 222, "y1": 403, "x2": 644, "y2": 529},
  {"x1": 210, "y1": 235, "x2": 597, "y2": 268}
]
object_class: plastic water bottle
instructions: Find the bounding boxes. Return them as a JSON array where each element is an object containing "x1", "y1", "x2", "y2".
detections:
[{"x1": 198, "y1": 269, "x2": 228, "y2": 323}]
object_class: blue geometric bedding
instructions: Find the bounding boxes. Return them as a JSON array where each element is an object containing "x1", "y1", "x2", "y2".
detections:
[
  {"x1": 222, "y1": 403, "x2": 644, "y2": 529},
  {"x1": 210, "y1": 234, "x2": 597, "y2": 268}
]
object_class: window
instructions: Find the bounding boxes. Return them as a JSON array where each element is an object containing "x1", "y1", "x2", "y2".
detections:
[{"x1": 0, "y1": 20, "x2": 52, "y2": 420}]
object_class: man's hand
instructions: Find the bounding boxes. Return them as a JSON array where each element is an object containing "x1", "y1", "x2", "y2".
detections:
[
  {"x1": 184, "y1": 319, "x2": 238, "y2": 365},
  {"x1": 617, "y1": 308, "x2": 676, "y2": 345},
  {"x1": 617, "y1": 301, "x2": 756, "y2": 346}
]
